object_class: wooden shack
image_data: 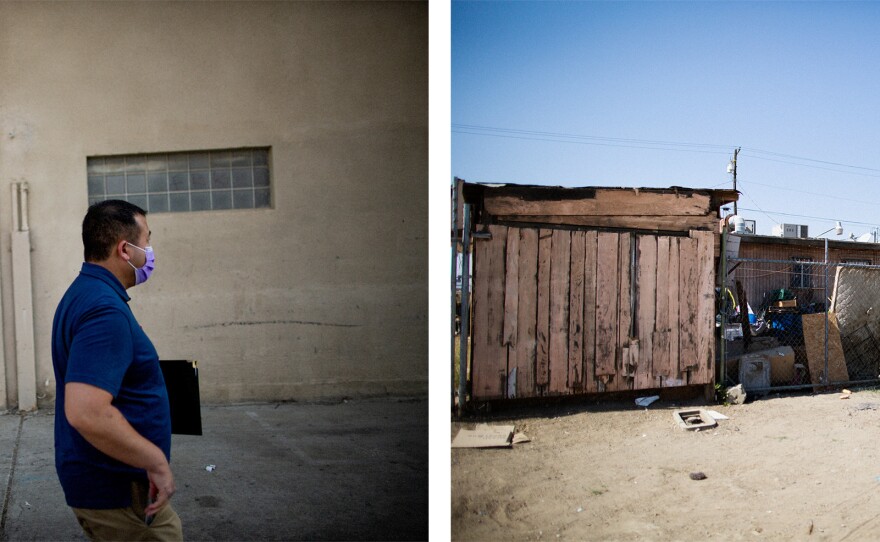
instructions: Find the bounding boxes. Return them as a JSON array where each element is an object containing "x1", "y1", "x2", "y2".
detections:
[{"x1": 458, "y1": 181, "x2": 738, "y2": 401}]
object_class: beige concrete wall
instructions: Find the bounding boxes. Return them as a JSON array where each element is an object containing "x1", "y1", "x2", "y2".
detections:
[{"x1": 0, "y1": 1, "x2": 428, "y2": 407}]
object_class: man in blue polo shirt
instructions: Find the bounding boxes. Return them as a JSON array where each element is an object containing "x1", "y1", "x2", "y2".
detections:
[{"x1": 52, "y1": 200, "x2": 182, "y2": 541}]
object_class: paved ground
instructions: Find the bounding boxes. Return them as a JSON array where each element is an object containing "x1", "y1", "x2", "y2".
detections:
[{"x1": 0, "y1": 398, "x2": 428, "y2": 541}]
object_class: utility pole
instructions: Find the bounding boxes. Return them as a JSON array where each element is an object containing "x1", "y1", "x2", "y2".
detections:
[{"x1": 729, "y1": 147, "x2": 740, "y2": 215}]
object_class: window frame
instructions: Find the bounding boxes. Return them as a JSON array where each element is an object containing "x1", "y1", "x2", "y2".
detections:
[{"x1": 87, "y1": 147, "x2": 271, "y2": 213}]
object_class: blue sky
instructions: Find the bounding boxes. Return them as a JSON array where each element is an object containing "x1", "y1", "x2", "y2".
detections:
[{"x1": 452, "y1": 1, "x2": 880, "y2": 238}]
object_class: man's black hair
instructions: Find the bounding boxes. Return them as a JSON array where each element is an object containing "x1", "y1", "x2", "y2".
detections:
[{"x1": 82, "y1": 200, "x2": 147, "y2": 262}]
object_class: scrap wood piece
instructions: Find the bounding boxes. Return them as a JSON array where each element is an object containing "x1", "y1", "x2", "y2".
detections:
[
  {"x1": 512, "y1": 432, "x2": 530, "y2": 445},
  {"x1": 452, "y1": 424, "x2": 515, "y2": 448},
  {"x1": 802, "y1": 312, "x2": 848, "y2": 389}
]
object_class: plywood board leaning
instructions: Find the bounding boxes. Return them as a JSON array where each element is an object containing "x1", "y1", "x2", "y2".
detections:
[{"x1": 802, "y1": 312, "x2": 849, "y2": 389}]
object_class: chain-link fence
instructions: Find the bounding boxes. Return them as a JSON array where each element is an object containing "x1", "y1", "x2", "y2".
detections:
[{"x1": 721, "y1": 257, "x2": 880, "y2": 392}]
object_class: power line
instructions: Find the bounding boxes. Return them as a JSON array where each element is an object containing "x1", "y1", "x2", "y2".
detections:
[
  {"x1": 736, "y1": 191, "x2": 780, "y2": 227},
  {"x1": 452, "y1": 127, "x2": 729, "y2": 155},
  {"x1": 738, "y1": 179, "x2": 880, "y2": 207},
  {"x1": 741, "y1": 153, "x2": 880, "y2": 179},
  {"x1": 453, "y1": 124, "x2": 731, "y2": 151},
  {"x1": 742, "y1": 147, "x2": 880, "y2": 173},
  {"x1": 454, "y1": 123, "x2": 880, "y2": 177},
  {"x1": 737, "y1": 206, "x2": 880, "y2": 228}
]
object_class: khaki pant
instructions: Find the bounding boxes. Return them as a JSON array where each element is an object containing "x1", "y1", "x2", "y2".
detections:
[{"x1": 72, "y1": 481, "x2": 183, "y2": 542}]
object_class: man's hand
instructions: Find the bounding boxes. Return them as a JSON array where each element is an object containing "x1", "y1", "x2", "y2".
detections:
[{"x1": 146, "y1": 462, "x2": 176, "y2": 516}]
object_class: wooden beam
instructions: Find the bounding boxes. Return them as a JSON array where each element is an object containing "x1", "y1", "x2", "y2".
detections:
[
  {"x1": 484, "y1": 190, "x2": 714, "y2": 217},
  {"x1": 497, "y1": 214, "x2": 718, "y2": 232}
]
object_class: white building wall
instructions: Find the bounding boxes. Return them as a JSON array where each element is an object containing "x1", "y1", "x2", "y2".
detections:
[{"x1": 0, "y1": 1, "x2": 428, "y2": 407}]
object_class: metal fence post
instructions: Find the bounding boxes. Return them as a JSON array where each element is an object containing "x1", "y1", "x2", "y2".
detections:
[
  {"x1": 451, "y1": 182, "x2": 458, "y2": 411},
  {"x1": 720, "y1": 227, "x2": 727, "y2": 388},
  {"x1": 457, "y1": 205, "x2": 472, "y2": 417},
  {"x1": 824, "y1": 238, "x2": 829, "y2": 385}
]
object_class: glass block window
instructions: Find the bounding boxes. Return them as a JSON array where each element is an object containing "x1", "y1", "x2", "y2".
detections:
[{"x1": 87, "y1": 148, "x2": 271, "y2": 212}]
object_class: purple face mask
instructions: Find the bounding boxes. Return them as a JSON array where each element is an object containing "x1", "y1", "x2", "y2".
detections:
[{"x1": 126, "y1": 243, "x2": 155, "y2": 285}]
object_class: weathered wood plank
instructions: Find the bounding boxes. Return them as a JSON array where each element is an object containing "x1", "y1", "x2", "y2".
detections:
[
  {"x1": 536, "y1": 229, "x2": 552, "y2": 389},
  {"x1": 636, "y1": 235, "x2": 657, "y2": 390},
  {"x1": 471, "y1": 231, "x2": 490, "y2": 398},
  {"x1": 583, "y1": 231, "x2": 598, "y2": 393},
  {"x1": 693, "y1": 230, "x2": 716, "y2": 385},
  {"x1": 568, "y1": 230, "x2": 586, "y2": 391},
  {"x1": 503, "y1": 231, "x2": 520, "y2": 347},
  {"x1": 484, "y1": 190, "x2": 713, "y2": 217},
  {"x1": 595, "y1": 232, "x2": 619, "y2": 390},
  {"x1": 678, "y1": 236, "x2": 699, "y2": 382},
  {"x1": 515, "y1": 228, "x2": 538, "y2": 398},
  {"x1": 471, "y1": 225, "x2": 508, "y2": 399},
  {"x1": 497, "y1": 214, "x2": 718, "y2": 232},
  {"x1": 616, "y1": 233, "x2": 633, "y2": 391},
  {"x1": 549, "y1": 229, "x2": 571, "y2": 395},
  {"x1": 652, "y1": 236, "x2": 671, "y2": 386},
  {"x1": 667, "y1": 237, "x2": 683, "y2": 387}
]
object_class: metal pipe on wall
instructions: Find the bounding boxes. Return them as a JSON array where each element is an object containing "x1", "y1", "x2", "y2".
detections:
[{"x1": 11, "y1": 182, "x2": 36, "y2": 410}]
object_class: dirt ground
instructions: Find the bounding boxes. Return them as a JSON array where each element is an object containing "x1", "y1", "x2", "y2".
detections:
[{"x1": 452, "y1": 388, "x2": 880, "y2": 541}]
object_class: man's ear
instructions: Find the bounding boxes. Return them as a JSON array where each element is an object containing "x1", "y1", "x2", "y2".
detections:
[{"x1": 116, "y1": 239, "x2": 130, "y2": 262}]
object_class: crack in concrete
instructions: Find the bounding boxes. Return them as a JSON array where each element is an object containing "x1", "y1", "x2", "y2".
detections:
[
  {"x1": 0, "y1": 414, "x2": 24, "y2": 534},
  {"x1": 187, "y1": 319, "x2": 361, "y2": 330}
]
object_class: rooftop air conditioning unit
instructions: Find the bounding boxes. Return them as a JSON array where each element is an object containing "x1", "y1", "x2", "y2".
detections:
[{"x1": 772, "y1": 223, "x2": 808, "y2": 238}]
